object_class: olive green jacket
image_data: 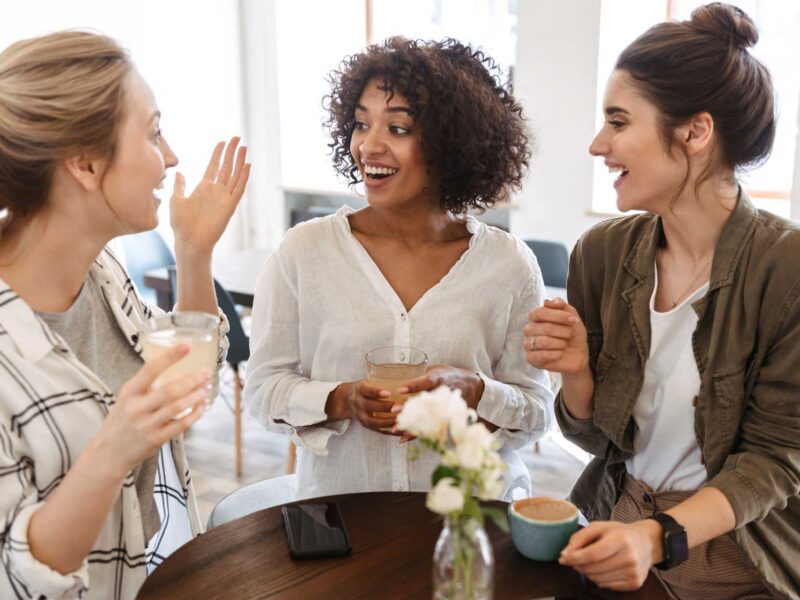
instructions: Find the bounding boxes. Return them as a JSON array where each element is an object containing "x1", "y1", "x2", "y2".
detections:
[{"x1": 556, "y1": 190, "x2": 800, "y2": 599}]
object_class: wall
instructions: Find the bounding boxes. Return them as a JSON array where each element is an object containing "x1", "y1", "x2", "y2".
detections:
[{"x1": 510, "y1": 0, "x2": 607, "y2": 250}]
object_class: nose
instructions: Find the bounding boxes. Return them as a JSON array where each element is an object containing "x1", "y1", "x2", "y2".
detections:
[
  {"x1": 589, "y1": 126, "x2": 609, "y2": 157},
  {"x1": 160, "y1": 136, "x2": 179, "y2": 168},
  {"x1": 359, "y1": 126, "x2": 387, "y2": 158}
]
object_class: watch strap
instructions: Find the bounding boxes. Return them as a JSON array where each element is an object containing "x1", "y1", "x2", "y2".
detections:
[{"x1": 647, "y1": 512, "x2": 688, "y2": 570}]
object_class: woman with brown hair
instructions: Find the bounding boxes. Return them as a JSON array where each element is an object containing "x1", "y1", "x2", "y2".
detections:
[
  {"x1": 246, "y1": 37, "x2": 553, "y2": 502},
  {"x1": 527, "y1": 3, "x2": 796, "y2": 598},
  {"x1": 0, "y1": 31, "x2": 249, "y2": 598}
]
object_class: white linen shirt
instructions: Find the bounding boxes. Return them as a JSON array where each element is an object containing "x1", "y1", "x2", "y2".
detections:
[
  {"x1": 0, "y1": 248, "x2": 228, "y2": 600},
  {"x1": 244, "y1": 207, "x2": 553, "y2": 500}
]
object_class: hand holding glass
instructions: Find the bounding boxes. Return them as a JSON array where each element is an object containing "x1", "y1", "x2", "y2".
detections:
[
  {"x1": 141, "y1": 312, "x2": 218, "y2": 419},
  {"x1": 365, "y1": 346, "x2": 427, "y2": 428}
]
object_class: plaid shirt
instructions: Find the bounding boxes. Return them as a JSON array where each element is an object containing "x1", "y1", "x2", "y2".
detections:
[{"x1": 0, "y1": 248, "x2": 228, "y2": 599}]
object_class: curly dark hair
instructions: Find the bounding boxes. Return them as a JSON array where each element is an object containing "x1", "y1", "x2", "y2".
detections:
[{"x1": 324, "y1": 37, "x2": 531, "y2": 214}]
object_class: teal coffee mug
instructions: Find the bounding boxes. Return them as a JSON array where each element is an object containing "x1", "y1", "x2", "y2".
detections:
[{"x1": 508, "y1": 496, "x2": 579, "y2": 561}]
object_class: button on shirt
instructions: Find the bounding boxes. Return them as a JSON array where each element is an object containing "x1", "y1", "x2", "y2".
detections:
[{"x1": 244, "y1": 207, "x2": 553, "y2": 500}]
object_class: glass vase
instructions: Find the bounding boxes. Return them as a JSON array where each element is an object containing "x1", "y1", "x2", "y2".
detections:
[{"x1": 432, "y1": 516, "x2": 494, "y2": 600}]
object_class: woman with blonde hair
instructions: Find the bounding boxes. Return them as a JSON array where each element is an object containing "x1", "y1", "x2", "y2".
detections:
[{"x1": 0, "y1": 31, "x2": 249, "y2": 598}]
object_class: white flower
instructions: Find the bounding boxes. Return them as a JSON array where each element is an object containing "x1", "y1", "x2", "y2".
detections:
[
  {"x1": 396, "y1": 386, "x2": 470, "y2": 443},
  {"x1": 454, "y1": 423, "x2": 495, "y2": 470},
  {"x1": 426, "y1": 477, "x2": 465, "y2": 515}
]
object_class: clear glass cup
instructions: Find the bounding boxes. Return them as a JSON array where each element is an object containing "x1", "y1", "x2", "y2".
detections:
[
  {"x1": 365, "y1": 346, "x2": 427, "y2": 423},
  {"x1": 141, "y1": 311, "x2": 218, "y2": 418}
]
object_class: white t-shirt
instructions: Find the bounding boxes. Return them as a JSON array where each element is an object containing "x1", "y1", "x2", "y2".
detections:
[
  {"x1": 625, "y1": 268, "x2": 709, "y2": 492},
  {"x1": 244, "y1": 206, "x2": 554, "y2": 501}
]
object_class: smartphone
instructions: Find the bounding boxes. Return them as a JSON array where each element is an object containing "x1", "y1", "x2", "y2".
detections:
[{"x1": 282, "y1": 502, "x2": 352, "y2": 559}]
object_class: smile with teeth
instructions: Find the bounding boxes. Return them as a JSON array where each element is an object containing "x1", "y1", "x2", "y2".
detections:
[
  {"x1": 363, "y1": 164, "x2": 399, "y2": 180},
  {"x1": 608, "y1": 164, "x2": 629, "y2": 185}
]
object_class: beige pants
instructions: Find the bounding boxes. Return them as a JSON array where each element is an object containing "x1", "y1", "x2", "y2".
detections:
[{"x1": 611, "y1": 475, "x2": 774, "y2": 600}]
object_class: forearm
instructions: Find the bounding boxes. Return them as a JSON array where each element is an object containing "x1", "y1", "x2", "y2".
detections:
[
  {"x1": 560, "y1": 366, "x2": 595, "y2": 420},
  {"x1": 666, "y1": 486, "x2": 736, "y2": 549},
  {"x1": 174, "y1": 244, "x2": 217, "y2": 314},
  {"x1": 28, "y1": 444, "x2": 126, "y2": 574}
]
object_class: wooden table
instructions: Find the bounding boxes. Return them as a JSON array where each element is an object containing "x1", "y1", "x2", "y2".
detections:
[
  {"x1": 144, "y1": 247, "x2": 270, "y2": 309},
  {"x1": 138, "y1": 492, "x2": 668, "y2": 600}
]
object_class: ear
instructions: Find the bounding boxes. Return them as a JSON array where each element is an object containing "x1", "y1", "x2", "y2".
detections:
[
  {"x1": 63, "y1": 154, "x2": 107, "y2": 192},
  {"x1": 675, "y1": 112, "x2": 715, "y2": 157}
]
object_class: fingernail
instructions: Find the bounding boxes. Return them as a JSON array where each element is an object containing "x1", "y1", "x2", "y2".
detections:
[
  {"x1": 379, "y1": 390, "x2": 391, "y2": 397},
  {"x1": 397, "y1": 386, "x2": 409, "y2": 394},
  {"x1": 568, "y1": 316, "x2": 578, "y2": 324},
  {"x1": 390, "y1": 404, "x2": 402, "y2": 413}
]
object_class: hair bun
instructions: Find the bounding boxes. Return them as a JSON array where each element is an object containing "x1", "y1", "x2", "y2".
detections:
[{"x1": 690, "y1": 2, "x2": 758, "y2": 49}]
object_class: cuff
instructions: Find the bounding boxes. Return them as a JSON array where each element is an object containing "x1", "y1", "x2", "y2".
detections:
[
  {"x1": 284, "y1": 380, "x2": 342, "y2": 426},
  {"x1": 475, "y1": 373, "x2": 551, "y2": 433},
  {"x1": 705, "y1": 468, "x2": 763, "y2": 528},
  {"x1": 292, "y1": 420, "x2": 351, "y2": 455},
  {"x1": 7, "y1": 503, "x2": 89, "y2": 599}
]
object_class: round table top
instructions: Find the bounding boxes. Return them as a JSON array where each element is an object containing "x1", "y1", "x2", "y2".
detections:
[{"x1": 137, "y1": 491, "x2": 668, "y2": 600}]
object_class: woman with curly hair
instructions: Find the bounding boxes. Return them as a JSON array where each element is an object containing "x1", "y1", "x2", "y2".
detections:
[{"x1": 245, "y1": 37, "x2": 553, "y2": 500}]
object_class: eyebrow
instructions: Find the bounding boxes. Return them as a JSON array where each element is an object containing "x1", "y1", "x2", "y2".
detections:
[
  {"x1": 604, "y1": 106, "x2": 630, "y2": 116},
  {"x1": 149, "y1": 110, "x2": 162, "y2": 122},
  {"x1": 355, "y1": 103, "x2": 413, "y2": 115}
]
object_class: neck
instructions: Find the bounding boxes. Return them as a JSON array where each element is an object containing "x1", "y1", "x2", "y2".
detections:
[
  {"x1": 354, "y1": 201, "x2": 463, "y2": 243},
  {"x1": 657, "y1": 176, "x2": 738, "y2": 265},
  {"x1": 0, "y1": 208, "x2": 111, "y2": 312}
]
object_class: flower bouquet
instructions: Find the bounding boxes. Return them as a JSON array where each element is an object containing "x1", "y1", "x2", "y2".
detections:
[{"x1": 396, "y1": 386, "x2": 508, "y2": 600}]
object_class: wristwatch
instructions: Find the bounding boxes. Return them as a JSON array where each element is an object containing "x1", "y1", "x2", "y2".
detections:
[{"x1": 647, "y1": 512, "x2": 688, "y2": 570}]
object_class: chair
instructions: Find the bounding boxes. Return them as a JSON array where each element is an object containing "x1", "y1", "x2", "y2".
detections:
[
  {"x1": 522, "y1": 239, "x2": 569, "y2": 289},
  {"x1": 168, "y1": 268, "x2": 250, "y2": 477},
  {"x1": 120, "y1": 230, "x2": 175, "y2": 309},
  {"x1": 207, "y1": 474, "x2": 298, "y2": 529}
]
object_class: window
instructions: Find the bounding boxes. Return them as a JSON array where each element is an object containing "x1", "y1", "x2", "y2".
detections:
[{"x1": 592, "y1": 0, "x2": 800, "y2": 217}]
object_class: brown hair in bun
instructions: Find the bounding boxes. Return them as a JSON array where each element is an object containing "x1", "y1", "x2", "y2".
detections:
[{"x1": 615, "y1": 2, "x2": 775, "y2": 193}]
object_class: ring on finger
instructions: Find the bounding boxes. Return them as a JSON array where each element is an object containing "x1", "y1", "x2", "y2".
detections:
[{"x1": 529, "y1": 336, "x2": 537, "y2": 352}]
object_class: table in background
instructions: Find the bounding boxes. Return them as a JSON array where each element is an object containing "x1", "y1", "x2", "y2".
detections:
[
  {"x1": 137, "y1": 492, "x2": 667, "y2": 600},
  {"x1": 144, "y1": 248, "x2": 269, "y2": 309}
]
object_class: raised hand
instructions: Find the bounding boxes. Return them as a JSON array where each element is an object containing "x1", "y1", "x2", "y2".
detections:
[
  {"x1": 523, "y1": 298, "x2": 589, "y2": 375},
  {"x1": 397, "y1": 365, "x2": 484, "y2": 409},
  {"x1": 170, "y1": 137, "x2": 251, "y2": 255}
]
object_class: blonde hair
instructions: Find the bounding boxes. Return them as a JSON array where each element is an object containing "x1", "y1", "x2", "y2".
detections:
[{"x1": 0, "y1": 30, "x2": 132, "y2": 221}]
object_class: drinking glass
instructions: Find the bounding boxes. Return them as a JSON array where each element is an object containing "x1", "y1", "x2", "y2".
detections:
[
  {"x1": 365, "y1": 346, "x2": 427, "y2": 423},
  {"x1": 141, "y1": 311, "x2": 218, "y2": 418}
]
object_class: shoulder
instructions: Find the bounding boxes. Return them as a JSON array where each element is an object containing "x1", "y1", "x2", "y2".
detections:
[
  {"x1": 276, "y1": 209, "x2": 349, "y2": 259},
  {"x1": 575, "y1": 213, "x2": 656, "y2": 259},
  {"x1": 747, "y1": 210, "x2": 800, "y2": 292}
]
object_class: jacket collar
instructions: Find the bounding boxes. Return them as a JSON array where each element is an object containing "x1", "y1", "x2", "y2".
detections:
[{"x1": 620, "y1": 187, "x2": 758, "y2": 363}]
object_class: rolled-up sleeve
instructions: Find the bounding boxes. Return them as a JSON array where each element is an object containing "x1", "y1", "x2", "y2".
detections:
[
  {"x1": 0, "y1": 426, "x2": 89, "y2": 599},
  {"x1": 706, "y1": 283, "x2": 800, "y2": 527},
  {"x1": 476, "y1": 262, "x2": 553, "y2": 451},
  {"x1": 243, "y1": 251, "x2": 348, "y2": 455}
]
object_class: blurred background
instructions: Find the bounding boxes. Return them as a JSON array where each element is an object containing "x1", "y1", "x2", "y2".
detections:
[{"x1": 3, "y1": 0, "x2": 798, "y2": 258}]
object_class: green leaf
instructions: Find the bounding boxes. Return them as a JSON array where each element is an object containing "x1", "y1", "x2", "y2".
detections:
[
  {"x1": 481, "y1": 506, "x2": 509, "y2": 533},
  {"x1": 461, "y1": 497, "x2": 483, "y2": 524},
  {"x1": 431, "y1": 465, "x2": 459, "y2": 486}
]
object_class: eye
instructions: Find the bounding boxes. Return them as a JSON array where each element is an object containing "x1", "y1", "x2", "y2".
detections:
[
  {"x1": 605, "y1": 120, "x2": 625, "y2": 130},
  {"x1": 354, "y1": 120, "x2": 368, "y2": 131},
  {"x1": 389, "y1": 125, "x2": 411, "y2": 135},
  {"x1": 153, "y1": 127, "x2": 163, "y2": 141}
]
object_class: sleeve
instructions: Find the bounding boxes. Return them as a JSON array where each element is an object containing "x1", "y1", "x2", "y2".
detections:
[
  {"x1": 553, "y1": 233, "x2": 612, "y2": 456},
  {"x1": 705, "y1": 281, "x2": 800, "y2": 527},
  {"x1": 0, "y1": 424, "x2": 89, "y2": 599},
  {"x1": 243, "y1": 249, "x2": 348, "y2": 455},
  {"x1": 475, "y1": 251, "x2": 554, "y2": 452}
]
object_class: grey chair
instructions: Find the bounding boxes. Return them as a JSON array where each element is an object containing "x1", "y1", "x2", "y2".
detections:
[
  {"x1": 522, "y1": 239, "x2": 569, "y2": 289},
  {"x1": 207, "y1": 474, "x2": 299, "y2": 529}
]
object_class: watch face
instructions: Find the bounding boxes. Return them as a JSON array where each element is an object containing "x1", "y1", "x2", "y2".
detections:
[{"x1": 665, "y1": 529, "x2": 689, "y2": 565}]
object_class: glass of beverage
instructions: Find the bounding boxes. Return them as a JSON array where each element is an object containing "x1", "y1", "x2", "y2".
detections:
[
  {"x1": 141, "y1": 311, "x2": 218, "y2": 419},
  {"x1": 365, "y1": 346, "x2": 427, "y2": 425}
]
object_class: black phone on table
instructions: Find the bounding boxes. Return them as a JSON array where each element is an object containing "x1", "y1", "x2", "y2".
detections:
[{"x1": 282, "y1": 502, "x2": 352, "y2": 559}]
